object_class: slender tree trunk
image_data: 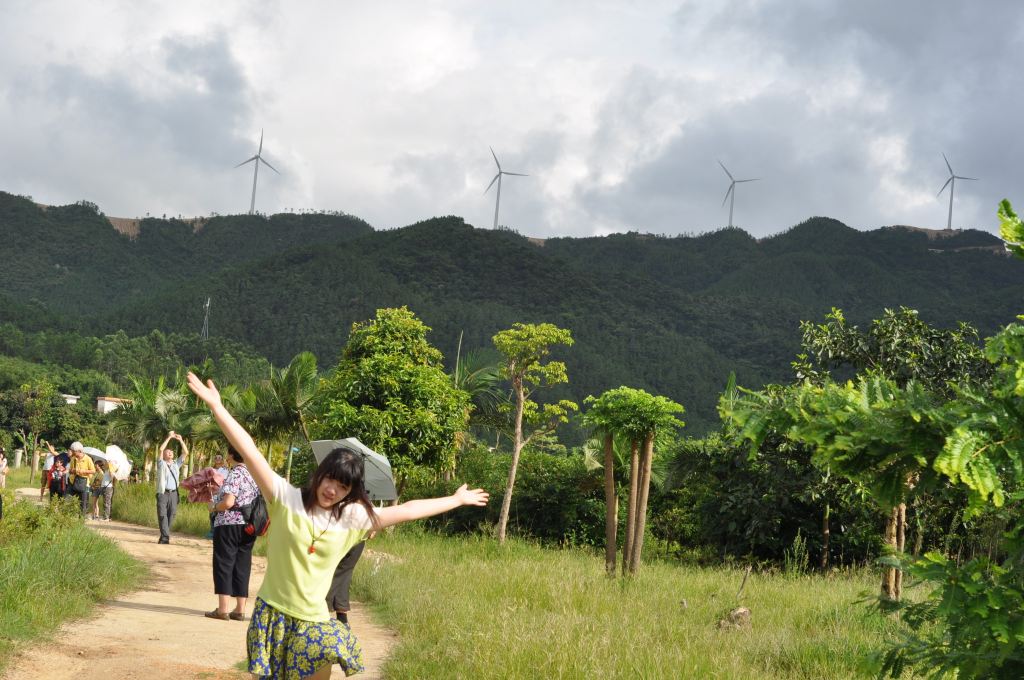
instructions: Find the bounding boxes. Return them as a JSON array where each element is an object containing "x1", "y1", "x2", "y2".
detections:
[
  {"x1": 820, "y1": 502, "x2": 831, "y2": 570},
  {"x1": 629, "y1": 432, "x2": 656, "y2": 575},
  {"x1": 284, "y1": 435, "x2": 296, "y2": 482},
  {"x1": 895, "y1": 502, "x2": 906, "y2": 599},
  {"x1": 602, "y1": 433, "x2": 617, "y2": 577},
  {"x1": 25, "y1": 431, "x2": 37, "y2": 484},
  {"x1": 622, "y1": 439, "x2": 640, "y2": 575},
  {"x1": 882, "y1": 506, "x2": 899, "y2": 600},
  {"x1": 496, "y1": 379, "x2": 525, "y2": 544}
]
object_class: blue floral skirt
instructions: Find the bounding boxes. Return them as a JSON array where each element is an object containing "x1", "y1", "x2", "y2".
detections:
[{"x1": 247, "y1": 597, "x2": 365, "y2": 678}]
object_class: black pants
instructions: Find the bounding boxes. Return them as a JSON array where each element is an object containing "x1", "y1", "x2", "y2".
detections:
[
  {"x1": 326, "y1": 541, "x2": 366, "y2": 612},
  {"x1": 213, "y1": 523, "x2": 257, "y2": 597},
  {"x1": 71, "y1": 481, "x2": 90, "y2": 515}
]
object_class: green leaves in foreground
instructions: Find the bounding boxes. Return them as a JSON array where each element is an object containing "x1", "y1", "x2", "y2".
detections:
[{"x1": 999, "y1": 199, "x2": 1024, "y2": 258}]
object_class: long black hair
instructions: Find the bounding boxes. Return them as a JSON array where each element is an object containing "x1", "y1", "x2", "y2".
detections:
[{"x1": 301, "y1": 447, "x2": 379, "y2": 526}]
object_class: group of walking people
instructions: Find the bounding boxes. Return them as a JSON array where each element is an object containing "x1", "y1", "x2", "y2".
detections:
[{"x1": 39, "y1": 440, "x2": 117, "y2": 520}]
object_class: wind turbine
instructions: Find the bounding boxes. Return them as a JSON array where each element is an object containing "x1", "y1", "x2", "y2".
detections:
[
  {"x1": 484, "y1": 147, "x2": 527, "y2": 230},
  {"x1": 937, "y1": 153, "x2": 977, "y2": 230},
  {"x1": 719, "y1": 161, "x2": 759, "y2": 228},
  {"x1": 234, "y1": 130, "x2": 280, "y2": 214}
]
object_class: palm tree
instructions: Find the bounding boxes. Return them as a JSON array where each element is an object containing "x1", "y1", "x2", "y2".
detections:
[
  {"x1": 251, "y1": 352, "x2": 319, "y2": 481},
  {"x1": 451, "y1": 343, "x2": 510, "y2": 448},
  {"x1": 108, "y1": 376, "x2": 188, "y2": 481}
]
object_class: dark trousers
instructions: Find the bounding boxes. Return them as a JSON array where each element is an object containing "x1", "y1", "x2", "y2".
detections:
[
  {"x1": 212, "y1": 524, "x2": 257, "y2": 597},
  {"x1": 71, "y1": 480, "x2": 90, "y2": 515},
  {"x1": 326, "y1": 541, "x2": 366, "y2": 612},
  {"x1": 156, "y1": 490, "x2": 178, "y2": 542}
]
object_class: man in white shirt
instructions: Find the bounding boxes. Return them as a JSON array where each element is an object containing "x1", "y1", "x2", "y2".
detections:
[
  {"x1": 155, "y1": 431, "x2": 188, "y2": 544},
  {"x1": 40, "y1": 443, "x2": 55, "y2": 500}
]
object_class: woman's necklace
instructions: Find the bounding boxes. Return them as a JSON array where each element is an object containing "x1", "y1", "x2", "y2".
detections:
[{"x1": 308, "y1": 515, "x2": 335, "y2": 555}]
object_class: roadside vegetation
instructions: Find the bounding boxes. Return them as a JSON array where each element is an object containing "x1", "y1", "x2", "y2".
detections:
[
  {"x1": 354, "y1": 528, "x2": 914, "y2": 679},
  {"x1": 0, "y1": 467, "x2": 145, "y2": 675}
]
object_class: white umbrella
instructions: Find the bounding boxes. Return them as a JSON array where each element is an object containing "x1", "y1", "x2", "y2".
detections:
[
  {"x1": 311, "y1": 438, "x2": 398, "y2": 501},
  {"x1": 83, "y1": 446, "x2": 108, "y2": 461},
  {"x1": 104, "y1": 445, "x2": 132, "y2": 481}
]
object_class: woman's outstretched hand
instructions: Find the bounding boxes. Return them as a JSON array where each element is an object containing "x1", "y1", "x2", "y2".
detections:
[
  {"x1": 187, "y1": 372, "x2": 222, "y2": 409},
  {"x1": 454, "y1": 484, "x2": 489, "y2": 507}
]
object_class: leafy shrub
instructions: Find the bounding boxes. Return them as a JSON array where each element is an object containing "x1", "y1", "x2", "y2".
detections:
[{"x1": 403, "y1": 443, "x2": 605, "y2": 546}]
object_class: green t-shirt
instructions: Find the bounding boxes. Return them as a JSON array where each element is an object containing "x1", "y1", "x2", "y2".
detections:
[{"x1": 257, "y1": 474, "x2": 371, "y2": 621}]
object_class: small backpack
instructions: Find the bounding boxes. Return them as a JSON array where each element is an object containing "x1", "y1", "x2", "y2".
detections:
[{"x1": 238, "y1": 494, "x2": 270, "y2": 536}]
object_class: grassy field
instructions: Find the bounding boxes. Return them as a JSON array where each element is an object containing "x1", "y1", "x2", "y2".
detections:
[
  {"x1": 353, "y1": 528, "x2": 911, "y2": 679},
  {"x1": 0, "y1": 467, "x2": 146, "y2": 675},
  {"x1": 3, "y1": 465, "x2": 911, "y2": 678}
]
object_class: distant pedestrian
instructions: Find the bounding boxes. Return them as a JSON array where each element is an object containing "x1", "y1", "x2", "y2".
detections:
[
  {"x1": 45, "y1": 442, "x2": 70, "y2": 500},
  {"x1": 40, "y1": 445, "x2": 54, "y2": 500},
  {"x1": 68, "y1": 442, "x2": 95, "y2": 516},
  {"x1": 90, "y1": 459, "x2": 116, "y2": 521},
  {"x1": 155, "y1": 431, "x2": 188, "y2": 544},
  {"x1": 0, "y1": 447, "x2": 8, "y2": 489},
  {"x1": 206, "y1": 445, "x2": 261, "y2": 621}
]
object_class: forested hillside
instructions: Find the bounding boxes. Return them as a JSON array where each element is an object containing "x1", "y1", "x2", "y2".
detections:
[{"x1": 2, "y1": 191, "x2": 1021, "y2": 432}]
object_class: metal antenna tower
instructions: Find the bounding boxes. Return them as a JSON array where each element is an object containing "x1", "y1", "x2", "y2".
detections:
[{"x1": 201, "y1": 297, "x2": 211, "y2": 341}]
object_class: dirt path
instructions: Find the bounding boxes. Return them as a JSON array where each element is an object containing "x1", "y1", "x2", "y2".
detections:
[{"x1": 3, "y1": 488, "x2": 395, "y2": 679}]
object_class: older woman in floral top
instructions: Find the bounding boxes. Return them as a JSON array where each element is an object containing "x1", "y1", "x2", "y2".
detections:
[{"x1": 207, "y1": 444, "x2": 261, "y2": 621}]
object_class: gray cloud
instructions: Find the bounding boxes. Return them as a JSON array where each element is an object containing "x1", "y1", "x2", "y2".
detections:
[{"x1": 1, "y1": 1, "x2": 1022, "y2": 237}]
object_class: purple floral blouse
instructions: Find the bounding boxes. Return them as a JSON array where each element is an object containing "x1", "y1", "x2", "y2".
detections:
[{"x1": 213, "y1": 464, "x2": 260, "y2": 527}]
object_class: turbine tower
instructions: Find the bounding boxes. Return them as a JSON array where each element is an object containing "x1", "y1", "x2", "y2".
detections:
[
  {"x1": 719, "y1": 161, "x2": 759, "y2": 228},
  {"x1": 484, "y1": 147, "x2": 527, "y2": 230},
  {"x1": 235, "y1": 130, "x2": 280, "y2": 214},
  {"x1": 200, "y1": 297, "x2": 211, "y2": 341},
  {"x1": 937, "y1": 153, "x2": 977, "y2": 230}
]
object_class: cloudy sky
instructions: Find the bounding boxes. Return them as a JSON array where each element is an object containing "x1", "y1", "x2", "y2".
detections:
[{"x1": 2, "y1": 1, "x2": 1022, "y2": 239}]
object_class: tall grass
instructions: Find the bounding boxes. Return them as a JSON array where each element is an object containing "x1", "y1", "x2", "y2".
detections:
[
  {"x1": 0, "y1": 488, "x2": 146, "y2": 674},
  {"x1": 353, "y1": 529, "x2": 914, "y2": 679}
]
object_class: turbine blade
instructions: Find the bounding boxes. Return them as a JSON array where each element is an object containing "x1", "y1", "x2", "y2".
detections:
[
  {"x1": 489, "y1": 146, "x2": 500, "y2": 171},
  {"x1": 956, "y1": 176, "x2": 978, "y2": 181},
  {"x1": 942, "y1": 152, "x2": 953, "y2": 176},
  {"x1": 936, "y1": 177, "x2": 953, "y2": 197},
  {"x1": 260, "y1": 157, "x2": 280, "y2": 174},
  {"x1": 258, "y1": 129, "x2": 264, "y2": 154},
  {"x1": 503, "y1": 172, "x2": 528, "y2": 177},
  {"x1": 737, "y1": 178, "x2": 759, "y2": 183},
  {"x1": 718, "y1": 160, "x2": 734, "y2": 181},
  {"x1": 722, "y1": 183, "x2": 734, "y2": 206},
  {"x1": 234, "y1": 156, "x2": 257, "y2": 168},
  {"x1": 483, "y1": 173, "x2": 500, "y2": 194}
]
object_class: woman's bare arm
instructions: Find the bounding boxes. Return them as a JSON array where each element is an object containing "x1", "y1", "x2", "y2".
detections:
[
  {"x1": 374, "y1": 484, "x2": 488, "y2": 529},
  {"x1": 186, "y1": 373, "x2": 278, "y2": 501}
]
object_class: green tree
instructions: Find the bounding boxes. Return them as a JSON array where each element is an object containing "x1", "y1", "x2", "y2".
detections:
[
  {"x1": 107, "y1": 376, "x2": 193, "y2": 481},
  {"x1": 313, "y1": 308, "x2": 468, "y2": 494},
  {"x1": 492, "y1": 322, "x2": 577, "y2": 544}
]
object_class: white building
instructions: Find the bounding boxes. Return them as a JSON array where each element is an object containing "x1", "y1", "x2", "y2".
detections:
[
  {"x1": 61, "y1": 394, "x2": 80, "y2": 405},
  {"x1": 96, "y1": 396, "x2": 130, "y2": 414}
]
